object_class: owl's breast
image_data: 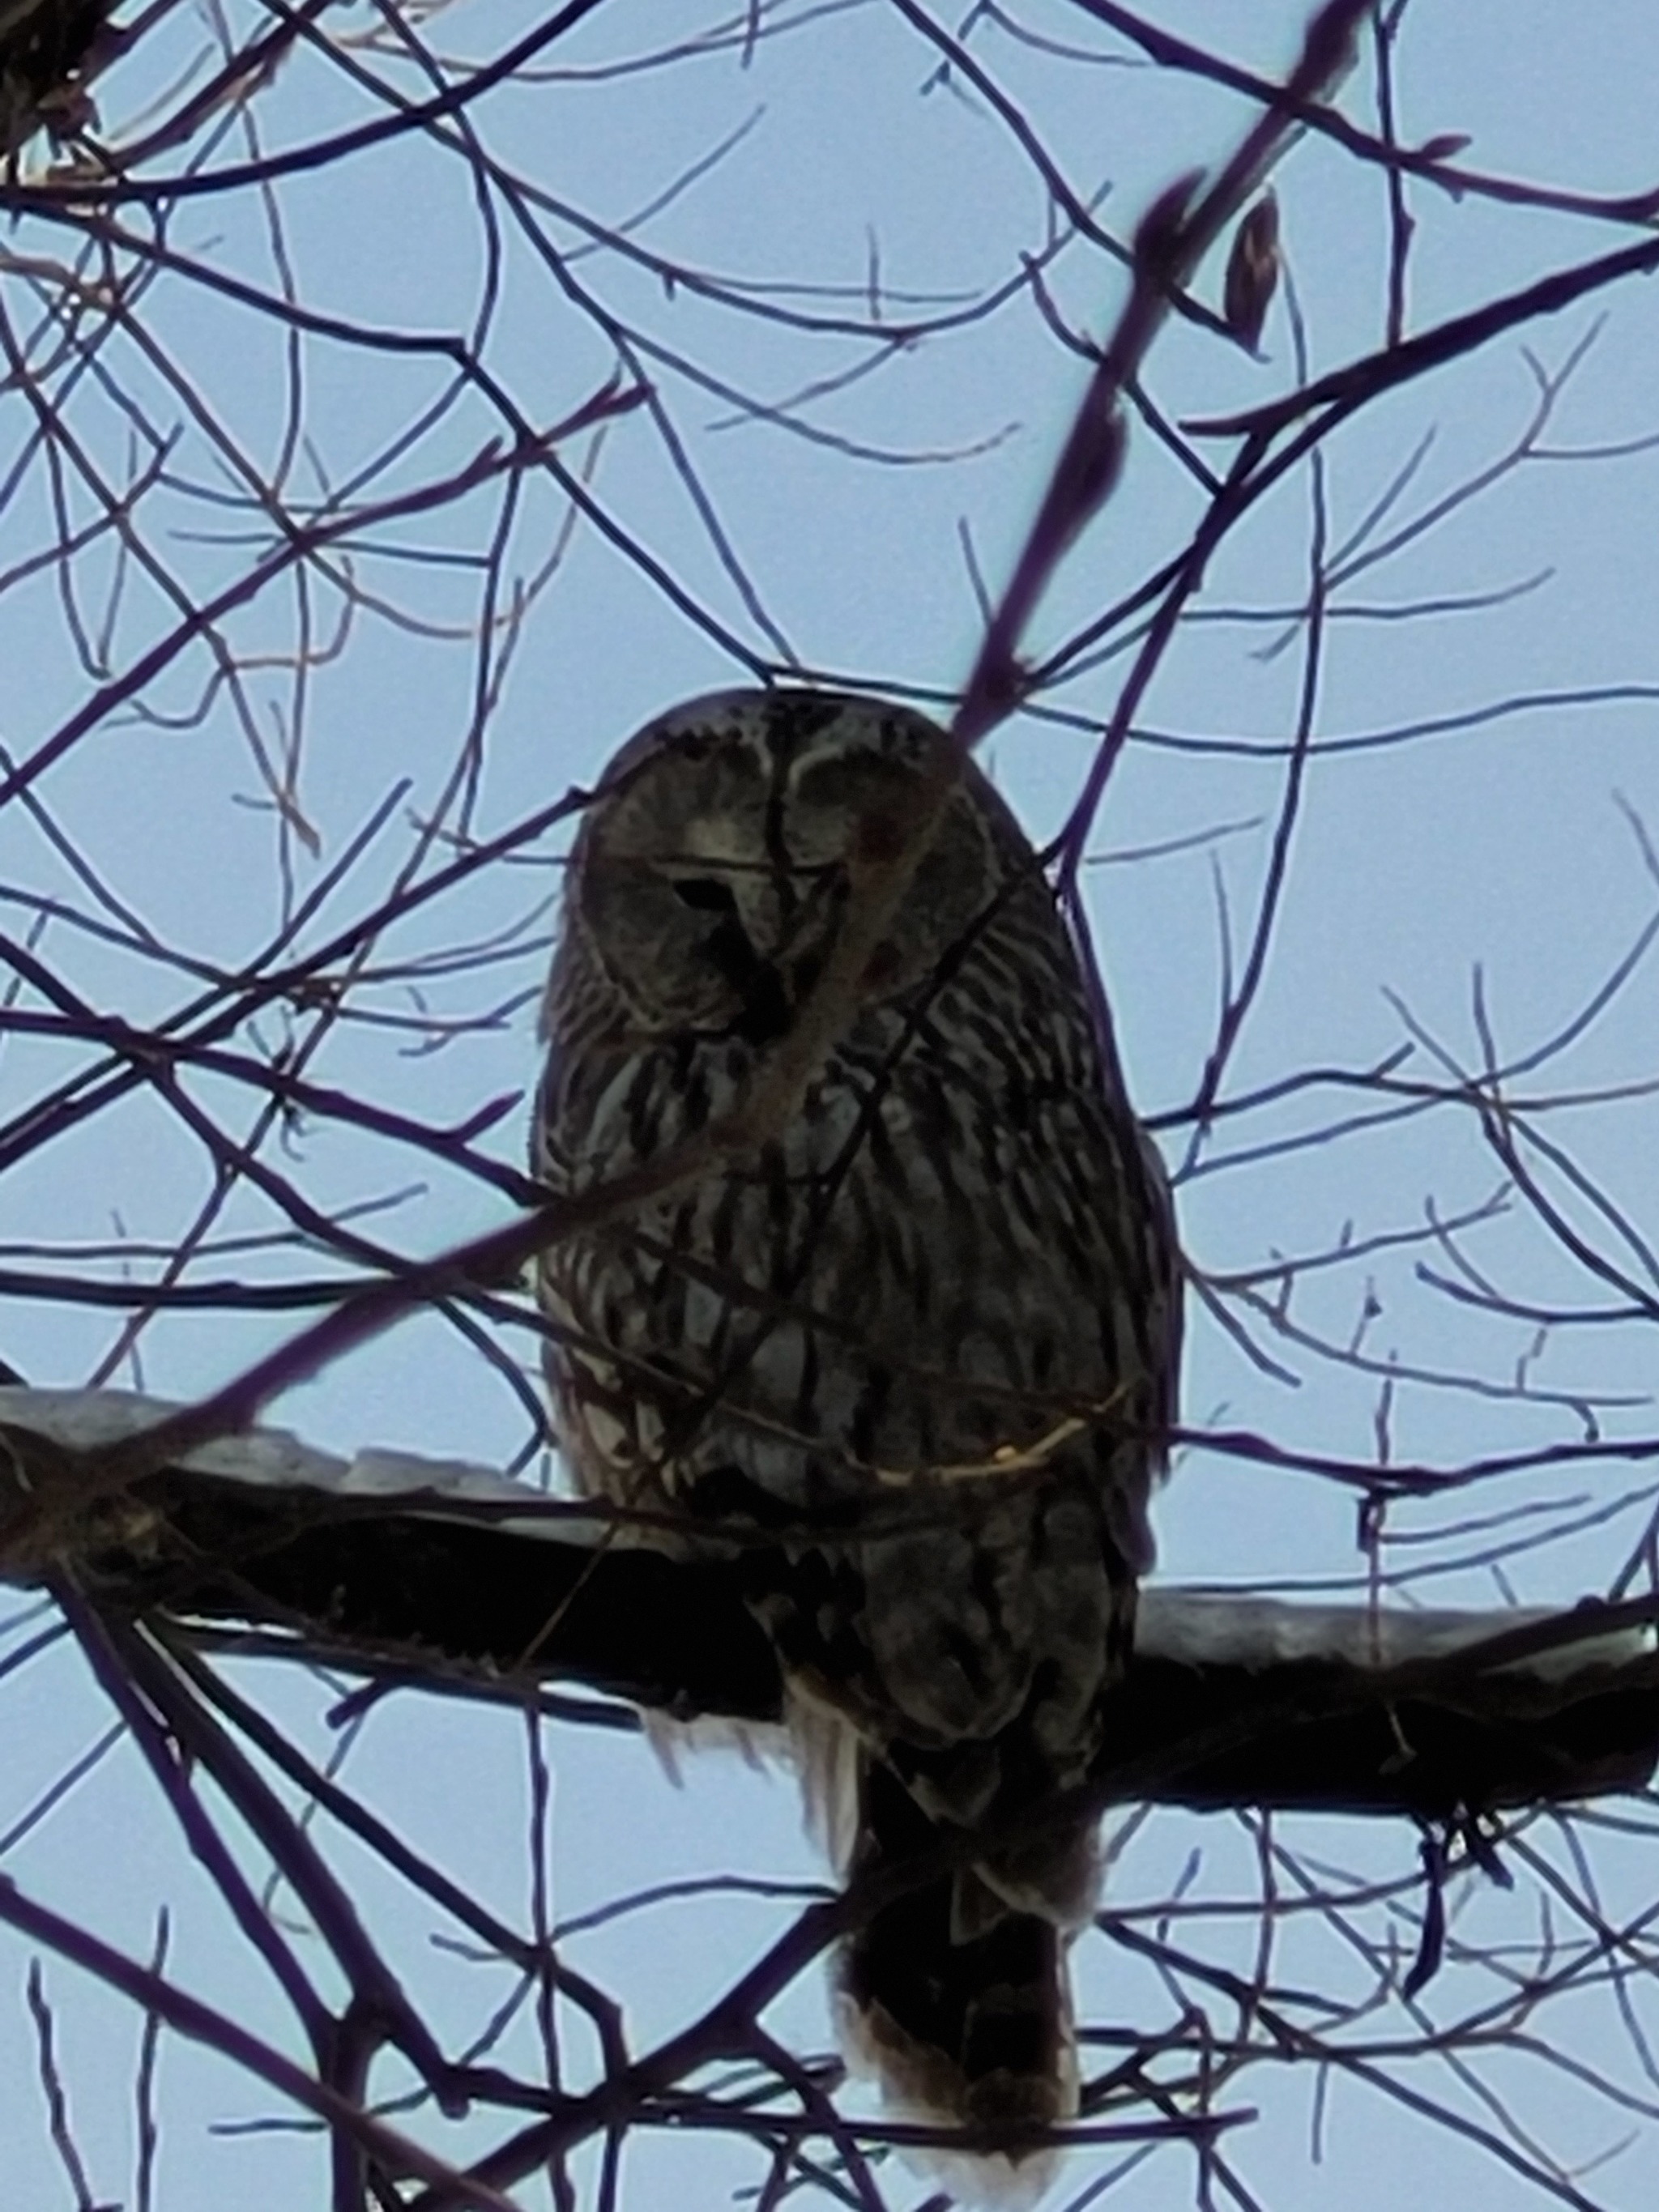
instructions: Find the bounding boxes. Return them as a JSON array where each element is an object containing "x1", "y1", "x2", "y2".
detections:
[{"x1": 536, "y1": 980, "x2": 1166, "y2": 1542}]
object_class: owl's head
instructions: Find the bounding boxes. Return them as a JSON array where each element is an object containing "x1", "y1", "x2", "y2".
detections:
[{"x1": 558, "y1": 689, "x2": 1029, "y2": 1040}]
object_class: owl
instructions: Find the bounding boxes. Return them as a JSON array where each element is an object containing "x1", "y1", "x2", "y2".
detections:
[{"x1": 534, "y1": 688, "x2": 1180, "y2": 2167}]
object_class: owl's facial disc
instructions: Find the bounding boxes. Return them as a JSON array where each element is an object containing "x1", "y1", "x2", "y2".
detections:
[
  {"x1": 577, "y1": 733, "x2": 821, "y2": 1035},
  {"x1": 577, "y1": 694, "x2": 1006, "y2": 1035}
]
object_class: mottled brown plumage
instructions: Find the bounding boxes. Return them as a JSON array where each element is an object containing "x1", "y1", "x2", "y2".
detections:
[{"x1": 534, "y1": 688, "x2": 1179, "y2": 2170}]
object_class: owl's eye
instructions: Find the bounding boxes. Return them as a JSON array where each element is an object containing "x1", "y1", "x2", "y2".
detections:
[
  {"x1": 667, "y1": 873, "x2": 791, "y2": 1043},
  {"x1": 671, "y1": 877, "x2": 739, "y2": 913}
]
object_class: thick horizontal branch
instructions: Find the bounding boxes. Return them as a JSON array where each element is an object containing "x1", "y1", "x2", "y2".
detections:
[{"x1": 2, "y1": 1387, "x2": 1654, "y2": 1819}]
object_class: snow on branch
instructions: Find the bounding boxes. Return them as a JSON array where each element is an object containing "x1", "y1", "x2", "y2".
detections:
[{"x1": 2, "y1": 1386, "x2": 1655, "y2": 1820}]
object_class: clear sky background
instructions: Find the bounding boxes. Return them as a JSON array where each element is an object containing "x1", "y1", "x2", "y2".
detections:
[{"x1": 4, "y1": 2, "x2": 1659, "y2": 2206}]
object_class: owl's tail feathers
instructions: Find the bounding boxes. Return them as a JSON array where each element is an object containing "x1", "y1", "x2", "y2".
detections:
[{"x1": 835, "y1": 1761, "x2": 1090, "y2": 2194}]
